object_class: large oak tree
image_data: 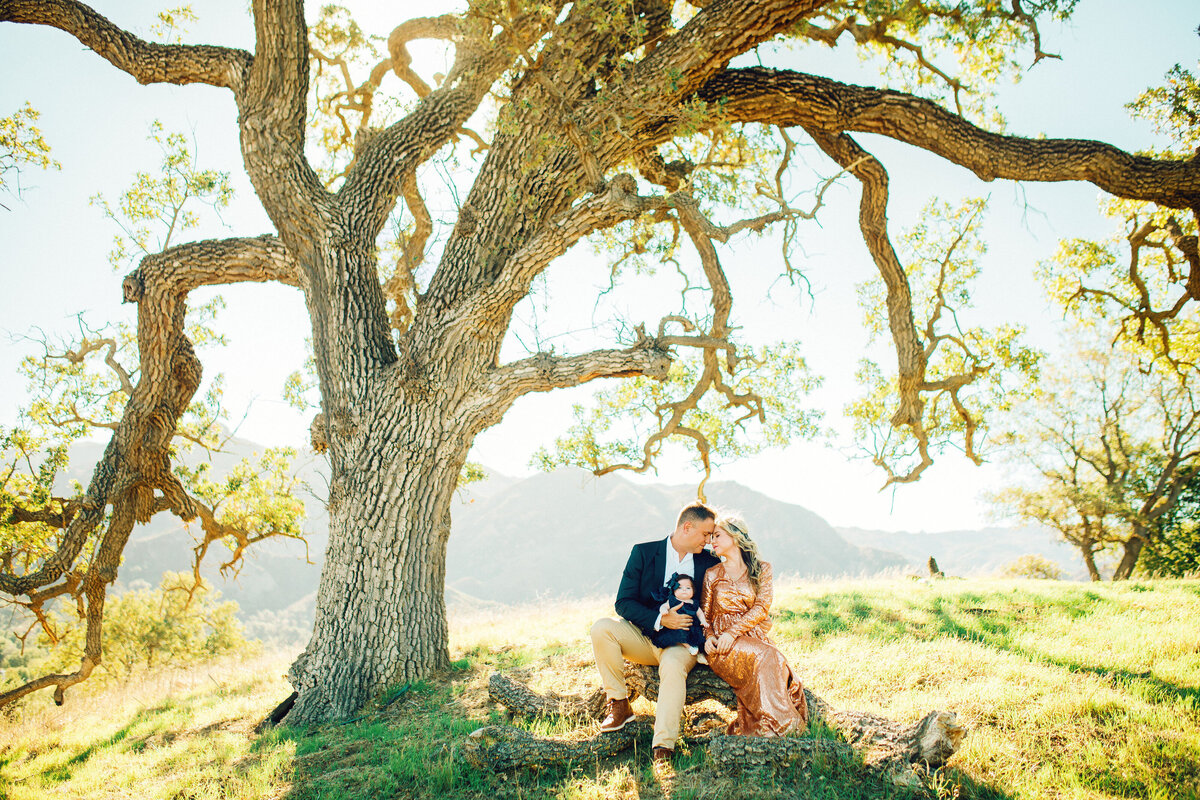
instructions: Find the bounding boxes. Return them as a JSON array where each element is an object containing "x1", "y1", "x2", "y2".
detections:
[{"x1": 2, "y1": 0, "x2": 1198, "y2": 722}]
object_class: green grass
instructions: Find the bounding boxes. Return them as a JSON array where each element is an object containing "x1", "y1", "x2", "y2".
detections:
[{"x1": 2, "y1": 580, "x2": 1198, "y2": 799}]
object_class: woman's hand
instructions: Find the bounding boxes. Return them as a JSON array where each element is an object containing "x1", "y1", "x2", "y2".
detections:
[
  {"x1": 704, "y1": 636, "x2": 718, "y2": 655},
  {"x1": 716, "y1": 632, "x2": 735, "y2": 655}
]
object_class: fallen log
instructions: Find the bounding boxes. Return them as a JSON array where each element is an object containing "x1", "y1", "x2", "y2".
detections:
[
  {"x1": 459, "y1": 718, "x2": 653, "y2": 771},
  {"x1": 625, "y1": 663, "x2": 965, "y2": 769},
  {"x1": 469, "y1": 666, "x2": 965, "y2": 776},
  {"x1": 487, "y1": 672, "x2": 610, "y2": 720},
  {"x1": 487, "y1": 663, "x2": 729, "y2": 720},
  {"x1": 624, "y1": 663, "x2": 741, "y2": 710},
  {"x1": 706, "y1": 733, "x2": 857, "y2": 774}
]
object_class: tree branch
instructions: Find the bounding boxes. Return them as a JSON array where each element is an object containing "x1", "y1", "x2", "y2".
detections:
[
  {"x1": 382, "y1": 173, "x2": 433, "y2": 334},
  {"x1": 463, "y1": 337, "x2": 673, "y2": 434},
  {"x1": 1, "y1": 233, "x2": 303, "y2": 708},
  {"x1": 384, "y1": 15, "x2": 462, "y2": 99},
  {"x1": 697, "y1": 68, "x2": 1200, "y2": 211},
  {"x1": 338, "y1": 7, "x2": 560, "y2": 231},
  {"x1": 803, "y1": 127, "x2": 930, "y2": 486},
  {"x1": 124, "y1": 234, "x2": 300, "y2": 298},
  {"x1": 0, "y1": 0, "x2": 252, "y2": 91},
  {"x1": 451, "y1": 174, "x2": 666, "y2": 327}
]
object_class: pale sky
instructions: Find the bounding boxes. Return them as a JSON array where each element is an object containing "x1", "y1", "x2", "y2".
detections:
[{"x1": 1, "y1": 1, "x2": 1197, "y2": 532}]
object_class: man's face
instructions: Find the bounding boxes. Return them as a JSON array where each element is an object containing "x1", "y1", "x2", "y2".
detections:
[{"x1": 678, "y1": 517, "x2": 716, "y2": 553}]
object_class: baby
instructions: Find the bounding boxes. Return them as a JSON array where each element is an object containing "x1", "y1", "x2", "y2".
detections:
[{"x1": 650, "y1": 573, "x2": 708, "y2": 655}]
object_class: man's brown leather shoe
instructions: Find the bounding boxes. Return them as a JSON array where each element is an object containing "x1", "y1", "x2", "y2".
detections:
[
  {"x1": 598, "y1": 697, "x2": 633, "y2": 732},
  {"x1": 652, "y1": 746, "x2": 673, "y2": 763}
]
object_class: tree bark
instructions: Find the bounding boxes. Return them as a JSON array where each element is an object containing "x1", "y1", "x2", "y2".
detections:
[
  {"x1": 460, "y1": 720, "x2": 657, "y2": 772},
  {"x1": 487, "y1": 672, "x2": 611, "y2": 720},
  {"x1": 285, "y1": 404, "x2": 467, "y2": 722}
]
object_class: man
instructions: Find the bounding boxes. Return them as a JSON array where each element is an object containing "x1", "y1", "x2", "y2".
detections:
[{"x1": 589, "y1": 502, "x2": 720, "y2": 762}]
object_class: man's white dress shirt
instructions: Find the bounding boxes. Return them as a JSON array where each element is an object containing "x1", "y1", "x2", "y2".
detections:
[{"x1": 654, "y1": 534, "x2": 695, "y2": 631}]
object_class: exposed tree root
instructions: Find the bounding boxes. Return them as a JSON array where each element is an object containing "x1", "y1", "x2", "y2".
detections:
[{"x1": 255, "y1": 691, "x2": 299, "y2": 733}]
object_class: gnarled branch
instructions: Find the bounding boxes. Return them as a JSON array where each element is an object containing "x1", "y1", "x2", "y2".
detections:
[
  {"x1": 0, "y1": 0, "x2": 252, "y2": 91},
  {"x1": 697, "y1": 68, "x2": 1200, "y2": 212},
  {"x1": 804, "y1": 127, "x2": 930, "y2": 486},
  {"x1": 0, "y1": 235, "x2": 302, "y2": 710},
  {"x1": 461, "y1": 336, "x2": 673, "y2": 436}
]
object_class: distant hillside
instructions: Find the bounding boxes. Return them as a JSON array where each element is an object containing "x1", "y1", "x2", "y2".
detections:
[
  {"x1": 836, "y1": 526, "x2": 1085, "y2": 579},
  {"x1": 446, "y1": 468, "x2": 906, "y2": 603},
  {"x1": 59, "y1": 440, "x2": 1082, "y2": 634}
]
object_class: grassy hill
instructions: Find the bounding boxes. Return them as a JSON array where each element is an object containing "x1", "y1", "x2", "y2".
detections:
[{"x1": 2, "y1": 578, "x2": 1197, "y2": 800}]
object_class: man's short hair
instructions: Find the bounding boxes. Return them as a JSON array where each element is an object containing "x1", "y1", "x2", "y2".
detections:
[{"x1": 676, "y1": 502, "x2": 716, "y2": 529}]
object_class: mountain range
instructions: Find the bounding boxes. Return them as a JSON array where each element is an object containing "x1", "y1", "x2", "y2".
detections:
[{"x1": 56, "y1": 442, "x2": 1083, "y2": 640}]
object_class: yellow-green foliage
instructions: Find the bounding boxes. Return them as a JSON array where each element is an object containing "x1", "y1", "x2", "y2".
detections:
[
  {"x1": 848, "y1": 198, "x2": 1042, "y2": 476},
  {"x1": 86, "y1": 574, "x2": 252, "y2": 679},
  {"x1": 534, "y1": 342, "x2": 822, "y2": 475},
  {"x1": 2, "y1": 579, "x2": 1198, "y2": 800},
  {"x1": 1, "y1": 574, "x2": 253, "y2": 697},
  {"x1": 89, "y1": 120, "x2": 234, "y2": 271},
  {"x1": 1000, "y1": 554, "x2": 1064, "y2": 580},
  {"x1": 1037, "y1": 61, "x2": 1200, "y2": 369},
  {"x1": 0, "y1": 102, "x2": 59, "y2": 195}
]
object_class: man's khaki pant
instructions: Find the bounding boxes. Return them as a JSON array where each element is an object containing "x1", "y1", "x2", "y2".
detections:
[{"x1": 590, "y1": 617, "x2": 697, "y2": 750}]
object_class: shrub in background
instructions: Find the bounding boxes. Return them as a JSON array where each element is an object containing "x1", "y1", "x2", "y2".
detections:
[{"x1": 1001, "y1": 554, "x2": 1064, "y2": 580}]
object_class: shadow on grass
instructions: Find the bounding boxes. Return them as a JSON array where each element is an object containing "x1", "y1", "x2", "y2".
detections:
[
  {"x1": 245, "y1": 672, "x2": 589, "y2": 800},
  {"x1": 925, "y1": 594, "x2": 1200, "y2": 710},
  {"x1": 777, "y1": 586, "x2": 1200, "y2": 799},
  {"x1": 780, "y1": 587, "x2": 1200, "y2": 709},
  {"x1": 664, "y1": 728, "x2": 1016, "y2": 800},
  {"x1": 245, "y1": 668, "x2": 1017, "y2": 800},
  {"x1": 31, "y1": 701, "x2": 180, "y2": 785}
]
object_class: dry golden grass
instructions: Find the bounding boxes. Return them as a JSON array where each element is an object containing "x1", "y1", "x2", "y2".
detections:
[{"x1": 1, "y1": 579, "x2": 1197, "y2": 800}]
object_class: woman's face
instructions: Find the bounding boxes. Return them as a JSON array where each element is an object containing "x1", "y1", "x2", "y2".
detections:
[{"x1": 709, "y1": 527, "x2": 736, "y2": 559}]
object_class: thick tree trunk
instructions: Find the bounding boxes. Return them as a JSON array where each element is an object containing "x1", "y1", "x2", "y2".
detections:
[
  {"x1": 1112, "y1": 535, "x2": 1145, "y2": 581},
  {"x1": 285, "y1": 405, "x2": 468, "y2": 723}
]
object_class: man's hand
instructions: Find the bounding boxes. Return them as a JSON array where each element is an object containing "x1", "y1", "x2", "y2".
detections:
[{"x1": 661, "y1": 603, "x2": 693, "y2": 630}]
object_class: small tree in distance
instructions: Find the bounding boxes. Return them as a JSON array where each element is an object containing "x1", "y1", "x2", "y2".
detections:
[{"x1": 992, "y1": 339, "x2": 1200, "y2": 581}]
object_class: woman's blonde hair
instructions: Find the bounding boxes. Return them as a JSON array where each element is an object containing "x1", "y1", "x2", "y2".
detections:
[{"x1": 716, "y1": 514, "x2": 763, "y2": 590}]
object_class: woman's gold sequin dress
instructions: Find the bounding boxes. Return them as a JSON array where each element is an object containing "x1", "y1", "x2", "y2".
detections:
[{"x1": 702, "y1": 561, "x2": 807, "y2": 736}]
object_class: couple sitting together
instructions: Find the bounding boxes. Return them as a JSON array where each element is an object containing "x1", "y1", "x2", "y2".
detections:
[{"x1": 590, "y1": 502, "x2": 807, "y2": 763}]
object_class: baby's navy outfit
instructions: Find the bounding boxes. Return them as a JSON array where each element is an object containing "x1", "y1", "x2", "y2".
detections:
[{"x1": 650, "y1": 573, "x2": 707, "y2": 652}]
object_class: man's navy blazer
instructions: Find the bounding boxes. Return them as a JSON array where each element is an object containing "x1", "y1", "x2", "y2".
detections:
[{"x1": 615, "y1": 538, "x2": 720, "y2": 636}]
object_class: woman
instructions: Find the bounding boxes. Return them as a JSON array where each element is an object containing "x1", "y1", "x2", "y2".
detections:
[{"x1": 702, "y1": 515, "x2": 808, "y2": 736}]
